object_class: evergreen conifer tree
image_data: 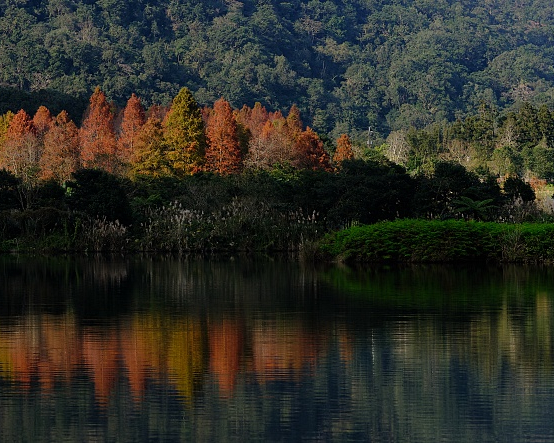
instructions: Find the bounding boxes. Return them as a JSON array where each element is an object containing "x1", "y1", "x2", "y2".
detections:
[{"x1": 163, "y1": 87, "x2": 206, "y2": 175}]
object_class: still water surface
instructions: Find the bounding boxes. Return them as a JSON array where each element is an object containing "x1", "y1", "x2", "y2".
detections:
[{"x1": 0, "y1": 255, "x2": 554, "y2": 442}]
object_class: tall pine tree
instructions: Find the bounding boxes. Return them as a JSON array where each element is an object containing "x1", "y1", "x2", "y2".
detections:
[
  {"x1": 205, "y1": 98, "x2": 242, "y2": 174},
  {"x1": 117, "y1": 93, "x2": 146, "y2": 168},
  {"x1": 79, "y1": 87, "x2": 117, "y2": 172},
  {"x1": 333, "y1": 133, "x2": 355, "y2": 165},
  {"x1": 163, "y1": 87, "x2": 206, "y2": 176}
]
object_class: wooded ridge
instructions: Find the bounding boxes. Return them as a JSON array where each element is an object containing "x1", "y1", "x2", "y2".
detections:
[{"x1": 2, "y1": 0, "x2": 554, "y2": 142}]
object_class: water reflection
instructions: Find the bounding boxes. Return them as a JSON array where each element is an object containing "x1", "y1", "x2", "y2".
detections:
[{"x1": 0, "y1": 256, "x2": 553, "y2": 441}]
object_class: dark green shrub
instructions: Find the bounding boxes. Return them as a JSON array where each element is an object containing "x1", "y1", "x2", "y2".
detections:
[
  {"x1": 0, "y1": 169, "x2": 21, "y2": 210},
  {"x1": 65, "y1": 169, "x2": 132, "y2": 224}
]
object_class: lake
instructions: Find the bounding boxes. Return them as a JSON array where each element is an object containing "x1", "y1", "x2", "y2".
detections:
[{"x1": 0, "y1": 255, "x2": 553, "y2": 442}]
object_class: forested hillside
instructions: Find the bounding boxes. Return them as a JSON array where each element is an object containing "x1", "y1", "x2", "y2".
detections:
[{"x1": 2, "y1": 0, "x2": 554, "y2": 141}]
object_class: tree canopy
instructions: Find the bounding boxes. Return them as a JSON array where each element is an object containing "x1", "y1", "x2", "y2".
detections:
[{"x1": 3, "y1": 0, "x2": 554, "y2": 142}]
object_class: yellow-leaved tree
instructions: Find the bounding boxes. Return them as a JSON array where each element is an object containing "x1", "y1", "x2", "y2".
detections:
[{"x1": 163, "y1": 87, "x2": 206, "y2": 176}]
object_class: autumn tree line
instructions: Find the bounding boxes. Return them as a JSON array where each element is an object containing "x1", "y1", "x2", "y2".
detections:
[
  {"x1": 0, "y1": 86, "x2": 549, "y2": 253},
  {"x1": 0, "y1": 85, "x2": 361, "y2": 252},
  {"x1": 0, "y1": 86, "x2": 348, "y2": 185}
]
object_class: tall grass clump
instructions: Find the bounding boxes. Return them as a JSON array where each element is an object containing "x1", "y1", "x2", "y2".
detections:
[
  {"x1": 136, "y1": 198, "x2": 322, "y2": 252},
  {"x1": 319, "y1": 220, "x2": 554, "y2": 263},
  {"x1": 74, "y1": 216, "x2": 130, "y2": 252},
  {"x1": 138, "y1": 201, "x2": 210, "y2": 252}
]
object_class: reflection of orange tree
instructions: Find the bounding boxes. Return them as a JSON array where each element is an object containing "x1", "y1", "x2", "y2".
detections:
[
  {"x1": 0, "y1": 315, "x2": 81, "y2": 390},
  {"x1": 209, "y1": 319, "x2": 244, "y2": 396},
  {"x1": 120, "y1": 315, "x2": 159, "y2": 401},
  {"x1": 0, "y1": 312, "x2": 344, "y2": 403},
  {"x1": 83, "y1": 327, "x2": 120, "y2": 406},
  {"x1": 113, "y1": 314, "x2": 207, "y2": 403},
  {"x1": 39, "y1": 314, "x2": 81, "y2": 388},
  {"x1": 0, "y1": 312, "x2": 206, "y2": 406},
  {"x1": 251, "y1": 318, "x2": 323, "y2": 382},
  {"x1": 4, "y1": 325, "x2": 38, "y2": 389}
]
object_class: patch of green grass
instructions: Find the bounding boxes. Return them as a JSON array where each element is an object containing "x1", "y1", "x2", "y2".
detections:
[{"x1": 319, "y1": 220, "x2": 554, "y2": 263}]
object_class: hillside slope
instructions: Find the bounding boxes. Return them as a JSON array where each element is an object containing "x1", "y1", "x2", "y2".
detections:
[{"x1": 1, "y1": 0, "x2": 554, "y2": 140}]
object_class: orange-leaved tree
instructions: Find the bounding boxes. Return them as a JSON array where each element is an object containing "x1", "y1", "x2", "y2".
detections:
[
  {"x1": 236, "y1": 102, "x2": 269, "y2": 140},
  {"x1": 244, "y1": 106, "x2": 308, "y2": 170},
  {"x1": 33, "y1": 106, "x2": 53, "y2": 139},
  {"x1": 244, "y1": 111, "x2": 291, "y2": 169},
  {"x1": 79, "y1": 87, "x2": 117, "y2": 172},
  {"x1": 1, "y1": 109, "x2": 40, "y2": 181},
  {"x1": 40, "y1": 111, "x2": 80, "y2": 183},
  {"x1": 205, "y1": 97, "x2": 242, "y2": 174},
  {"x1": 333, "y1": 133, "x2": 355, "y2": 165},
  {"x1": 163, "y1": 87, "x2": 206, "y2": 176},
  {"x1": 117, "y1": 93, "x2": 146, "y2": 168},
  {"x1": 293, "y1": 127, "x2": 331, "y2": 171}
]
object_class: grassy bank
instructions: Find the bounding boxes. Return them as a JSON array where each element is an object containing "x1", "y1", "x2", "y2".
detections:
[{"x1": 318, "y1": 220, "x2": 554, "y2": 263}]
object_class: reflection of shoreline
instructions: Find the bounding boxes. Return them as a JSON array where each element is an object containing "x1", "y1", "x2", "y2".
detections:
[
  {"x1": 0, "y1": 293, "x2": 552, "y2": 408},
  {"x1": 0, "y1": 256, "x2": 132, "y2": 318}
]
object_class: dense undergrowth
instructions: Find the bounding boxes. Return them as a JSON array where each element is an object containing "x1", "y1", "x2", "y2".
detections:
[
  {"x1": 0, "y1": 198, "x2": 323, "y2": 254},
  {"x1": 1, "y1": 159, "x2": 553, "y2": 258}
]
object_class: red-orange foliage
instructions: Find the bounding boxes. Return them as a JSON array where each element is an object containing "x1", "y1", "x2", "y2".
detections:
[
  {"x1": 0, "y1": 109, "x2": 40, "y2": 179},
  {"x1": 294, "y1": 127, "x2": 331, "y2": 171},
  {"x1": 244, "y1": 106, "x2": 322, "y2": 170},
  {"x1": 236, "y1": 102, "x2": 269, "y2": 140},
  {"x1": 40, "y1": 111, "x2": 80, "y2": 182},
  {"x1": 120, "y1": 326, "x2": 152, "y2": 401},
  {"x1": 83, "y1": 330, "x2": 120, "y2": 407},
  {"x1": 209, "y1": 319, "x2": 243, "y2": 396},
  {"x1": 7, "y1": 109, "x2": 36, "y2": 138},
  {"x1": 205, "y1": 97, "x2": 242, "y2": 174},
  {"x1": 117, "y1": 93, "x2": 146, "y2": 166},
  {"x1": 244, "y1": 111, "x2": 294, "y2": 169},
  {"x1": 40, "y1": 315, "x2": 81, "y2": 385},
  {"x1": 333, "y1": 133, "x2": 355, "y2": 164},
  {"x1": 79, "y1": 87, "x2": 117, "y2": 172},
  {"x1": 252, "y1": 320, "x2": 320, "y2": 382},
  {"x1": 146, "y1": 104, "x2": 169, "y2": 121},
  {"x1": 33, "y1": 106, "x2": 53, "y2": 137}
]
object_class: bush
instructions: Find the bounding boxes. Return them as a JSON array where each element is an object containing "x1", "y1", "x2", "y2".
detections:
[
  {"x1": 65, "y1": 169, "x2": 132, "y2": 224},
  {"x1": 319, "y1": 220, "x2": 554, "y2": 263}
]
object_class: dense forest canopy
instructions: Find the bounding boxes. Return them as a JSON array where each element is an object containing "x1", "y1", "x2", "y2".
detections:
[{"x1": 2, "y1": 0, "x2": 554, "y2": 142}]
